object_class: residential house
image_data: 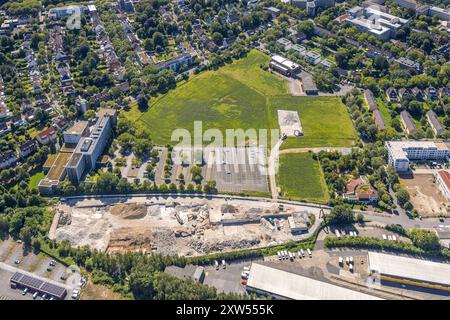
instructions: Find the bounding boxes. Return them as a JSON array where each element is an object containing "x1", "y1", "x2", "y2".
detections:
[
  {"x1": 397, "y1": 88, "x2": 411, "y2": 100},
  {"x1": 266, "y1": 6, "x2": 281, "y2": 18},
  {"x1": 0, "y1": 122, "x2": 10, "y2": 136},
  {"x1": 0, "y1": 150, "x2": 17, "y2": 169},
  {"x1": 440, "y1": 86, "x2": 450, "y2": 99},
  {"x1": 395, "y1": 57, "x2": 422, "y2": 73},
  {"x1": 36, "y1": 127, "x2": 57, "y2": 145},
  {"x1": 373, "y1": 109, "x2": 386, "y2": 131},
  {"x1": 424, "y1": 86, "x2": 438, "y2": 100},
  {"x1": 364, "y1": 89, "x2": 378, "y2": 111},
  {"x1": 400, "y1": 110, "x2": 416, "y2": 136},
  {"x1": 426, "y1": 110, "x2": 444, "y2": 136},
  {"x1": 411, "y1": 87, "x2": 423, "y2": 101},
  {"x1": 385, "y1": 87, "x2": 398, "y2": 102},
  {"x1": 276, "y1": 38, "x2": 292, "y2": 51},
  {"x1": 304, "y1": 51, "x2": 321, "y2": 65},
  {"x1": 19, "y1": 140, "x2": 37, "y2": 159},
  {"x1": 344, "y1": 177, "x2": 378, "y2": 203}
]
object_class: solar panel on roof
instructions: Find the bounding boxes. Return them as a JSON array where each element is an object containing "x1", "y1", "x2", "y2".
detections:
[
  {"x1": 11, "y1": 272, "x2": 23, "y2": 282},
  {"x1": 41, "y1": 282, "x2": 66, "y2": 297},
  {"x1": 20, "y1": 274, "x2": 44, "y2": 289}
]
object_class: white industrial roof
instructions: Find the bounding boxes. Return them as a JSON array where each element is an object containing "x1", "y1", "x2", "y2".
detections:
[
  {"x1": 246, "y1": 263, "x2": 382, "y2": 300},
  {"x1": 385, "y1": 140, "x2": 449, "y2": 160},
  {"x1": 368, "y1": 252, "x2": 450, "y2": 286},
  {"x1": 271, "y1": 55, "x2": 299, "y2": 70}
]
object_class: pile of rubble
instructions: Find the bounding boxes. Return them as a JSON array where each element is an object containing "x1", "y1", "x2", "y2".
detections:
[{"x1": 188, "y1": 238, "x2": 261, "y2": 254}]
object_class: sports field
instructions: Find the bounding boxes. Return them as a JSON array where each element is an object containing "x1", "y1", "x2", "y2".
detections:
[
  {"x1": 132, "y1": 50, "x2": 357, "y2": 148},
  {"x1": 277, "y1": 153, "x2": 329, "y2": 203}
]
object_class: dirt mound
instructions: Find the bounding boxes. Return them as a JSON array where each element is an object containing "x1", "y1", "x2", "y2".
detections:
[
  {"x1": 108, "y1": 227, "x2": 155, "y2": 254},
  {"x1": 110, "y1": 203, "x2": 147, "y2": 219}
]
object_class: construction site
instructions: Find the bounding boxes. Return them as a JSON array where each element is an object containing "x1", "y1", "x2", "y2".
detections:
[{"x1": 50, "y1": 196, "x2": 321, "y2": 256}]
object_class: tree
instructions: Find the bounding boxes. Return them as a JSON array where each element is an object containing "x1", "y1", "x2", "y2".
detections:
[
  {"x1": 191, "y1": 165, "x2": 203, "y2": 184},
  {"x1": 137, "y1": 94, "x2": 149, "y2": 111},
  {"x1": 212, "y1": 32, "x2": 223, "y2": 46},
  {"x1": 327, "y1": 205, "x2": 354, "y2": 225},
  {"x1": 407, "y1": 228, "x2": 440, "y2": 252},
  {"x1": 395, "y1": 188, "x2": 410, "y2": 207},
  {"x1": 32, "y1": 238, "x2": 41, "y2": 252},
  {"x1": 298, "y1": 20, "x2": 314, "y2": 38},
  {"x1": 129, "y1": 264, "x2": 154, "y2": 300},
  {"x1": 204, "y1": 180, "x2": 217, "y2": 194}
]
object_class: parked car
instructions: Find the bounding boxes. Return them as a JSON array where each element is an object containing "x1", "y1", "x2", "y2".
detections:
[
  {"x1": 32, "y1": 292, "x2": 38, "y2": 299},
  {"x1": 22, "y1": 288, "x2": 28, "y2": 295},
  {"x1": 222, "y1": 260, "x2": 226, "y2": 269},
  {"x1": 71, "y1": 289, "x2": 80, "y2": 299},
  {"x1": 14, "y1": 259, "x2": 21, "y2": 264}
]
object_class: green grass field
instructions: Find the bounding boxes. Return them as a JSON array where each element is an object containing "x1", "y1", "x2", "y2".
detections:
[
  {"x1": 277, "y1": 153, "x2": 329, "y2": 203},
  {"x1": 132, "y1": 49, "x2": 357, "y2": 148},
  {"x1": 28, "y1": 171, "x2": 45, "y2": 190}
]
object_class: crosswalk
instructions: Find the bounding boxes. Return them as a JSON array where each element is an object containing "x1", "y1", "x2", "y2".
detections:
[{"x1": 0, "y1": 295, "x2": 15, "y2": 300}]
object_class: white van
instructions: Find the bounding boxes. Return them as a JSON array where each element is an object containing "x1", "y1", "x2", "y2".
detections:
[
  {"x1": 214, "y1": 260, "x2": 219, "y2": 270},
  {"x1": 307, "y1": 248, "x2": 312, "y2": 257}
]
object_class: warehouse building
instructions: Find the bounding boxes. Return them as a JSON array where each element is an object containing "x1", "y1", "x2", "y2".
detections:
[
  {"x1": 10, "y1": 272, "x2": 67, "y2": 300},
  {"x1": 368, "y1": 252, "x2": 450, "y2": 295},
  {"x1": 246, "y1": 262, "x2": 382, "y2": 300},
  {"x1": 385, "y1": 140, "x2": 450, "y2": 172}
]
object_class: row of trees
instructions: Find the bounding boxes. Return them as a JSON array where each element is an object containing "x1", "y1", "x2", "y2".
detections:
[
  {"x1": 53, "y1": 241, "x2": 245, "y2": 299},
  {"x1": 324, "y1": 228, "x2": 444, "y2": 257},
  {"x1": 59, "y1": 171, "x2": 218, "y2": 196}
]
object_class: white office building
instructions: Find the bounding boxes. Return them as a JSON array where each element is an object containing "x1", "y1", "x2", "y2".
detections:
[
  {"x1": 385, "y1": 141, "x2": 450, "y2": 172},
  {"x1": 435, "y1": 170, "x2": 450, "y2": 200}
]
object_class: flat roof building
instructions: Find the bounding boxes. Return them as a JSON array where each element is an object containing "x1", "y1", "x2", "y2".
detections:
[
  {"x1": 246, "y1": 262, "x2": 383, "y2": 300},
  {"x1": 368, "y1": 251, "x2": 450, "y2": 294},
  {"x1": 10, "y1": 272, "x2": 67, "y2": 300},
  {"x1": 346, "y1": 6, "x2": 408, "y2": 40},
  {"x1": 385, "y1": 140, "x2": 450, "y2": 172},
  {"x1": 435, "y1": 170, "x2": 450, "y2": 200},
  {"x1": 269, "y1": 55, "x2": 300, "y2": 76},
  {"x1": 63, "y1": 121, "x2": 89, "y2": 144},
  {"x1": 39, "y1": 109, "x2": 117, "y2": 194}
]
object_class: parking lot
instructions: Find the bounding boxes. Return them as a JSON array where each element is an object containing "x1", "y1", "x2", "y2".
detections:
[
  {"x1": 0, "y1": 238, "x2": 82, "y2": 300},
  {"x1": 202, "y1": 259, "x2": 262, "y2": 295},
  {"x1": 204, "y1": 148, "x2": 269, "y2": 193}
]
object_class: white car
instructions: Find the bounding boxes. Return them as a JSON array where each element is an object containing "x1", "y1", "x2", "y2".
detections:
[{"x1": 71, "y1": 289, "x2": 80, "y2": 299}]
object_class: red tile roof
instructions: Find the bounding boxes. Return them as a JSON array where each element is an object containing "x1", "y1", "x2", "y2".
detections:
[
  {"x1": 37, "y1": 127, "x2": 56, "y2": 139},
  {"x1": 438, "y1": 170, "x2": 450, "y2": 190}
]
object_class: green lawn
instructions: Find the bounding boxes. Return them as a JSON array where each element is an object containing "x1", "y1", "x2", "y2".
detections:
[
  {"x1": 271, "y1": 96, "x2": 357, "y2": 149},
  {"x1": 29, "y1": 171, "x2": 45, "y2": 190},
  {"x1": 277, "y1": 153, "x2": 329, "y2": 203},
  {"x1": 133, "y1": 49, "x2": 356, "y2": 148}
]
